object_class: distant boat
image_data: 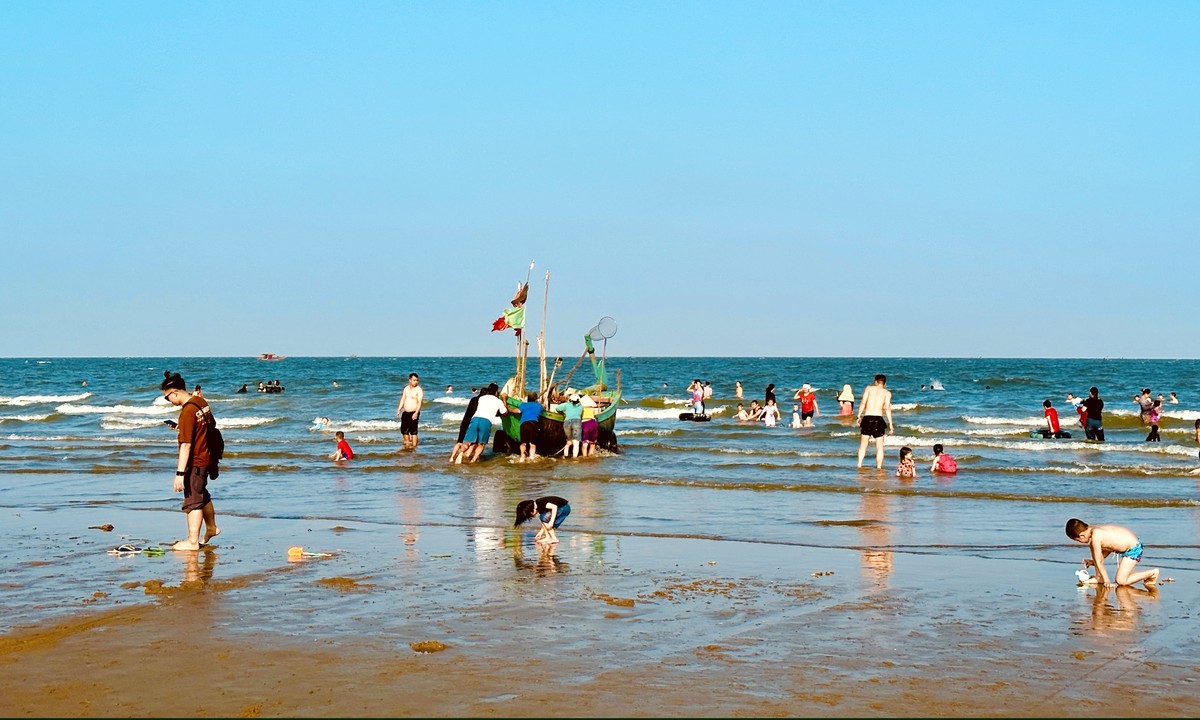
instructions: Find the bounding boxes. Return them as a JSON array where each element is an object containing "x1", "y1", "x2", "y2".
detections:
[{"x1": 258, "y1": 353, "x2": 287, "y2": 361}]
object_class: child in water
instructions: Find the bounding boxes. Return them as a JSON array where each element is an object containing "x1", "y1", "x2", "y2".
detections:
[
  {"x1": 930, "y1": 443, "x2": 957, "y2": 473},
  {"x1": 331, "y1": 431, "x2": 353, "y2": 461},
  {"x1": 790, "y1": 404, "x2": 802, "y2": 429},
  {"x1": 514, "y1": 496, "x2": 570, "y2": 544},
  {"x1": 1066, "y1": 518, "x2": 1159, "y2": 588},
  {"x1": 761, "y1": 399, "x2": 780, "y2": 427},
  {"x1": 896, "y1": 446, "x2": 917, "y2": 478}
]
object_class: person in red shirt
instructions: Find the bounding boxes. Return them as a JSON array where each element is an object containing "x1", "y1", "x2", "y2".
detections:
[
  {"x1": 1043, "y1": 399, "x2": 1063, "y2": 438},
  {"x1": 793, "y1": 383, "x2": 820, "y2": 427},
  {"x1": 332, "y1": 431, "x2": 354, "y2": 461}
]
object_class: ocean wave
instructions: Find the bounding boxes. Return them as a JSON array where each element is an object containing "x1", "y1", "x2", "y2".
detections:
[
  {"x1": 621, "y1": 406, "x2": 729, "y2": 420},
  {"x1": 101, "y1": 415, "x2": 282, "y2": 430},
  {"x1": 905, "y1": 424, "x2": 1028, "y2": 437},
  {"x1": 881, "y1": 434, "x2": 1200, "y2": 457},
  {"x1": 634, "y1": 396, "x2": 691, "y2": 408},
  {"x1": 3, "y1": 433, "x2": 160, "y2": 445},
  {"x1": 431, "y1": 396, "x2": 468, "y2": 406},
  {"x1": 893, "y1": 403, "x2": 943, "y2": 412},
  {"x1": 0, "y1": 414, "x2": 54, "y2": 423},
  {"x1": 618, "y1": 428, "x2": 685, "y2": 437},
  {"x1": 325, "y1": 419, "x2": 405, "y2": 432},
  {"x1": 963, "y1": 415, "x2": 1045, "y2": 426},
  {"x1": 0, "y1": 392, "x2": 91, "y2": 406},
  {"x1": 56, "y1": 402, "x2": 174, "y2": 416}
]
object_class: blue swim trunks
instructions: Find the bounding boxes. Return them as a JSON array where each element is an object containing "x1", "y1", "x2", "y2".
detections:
[
  {"x1": 1120, "y1": 541, "x2": 1144, "y2": 562},
  {"x1": 464, "y1": 416, "x2": 493, "y2": 445},
  {"x1": 540, "y1": 502, "x2": 570, "y2": 529}
]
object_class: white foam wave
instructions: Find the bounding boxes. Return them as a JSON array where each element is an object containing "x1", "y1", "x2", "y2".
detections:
[
  {"x1": 442, "y1": 412, "x2": 464, "y2": 423},
  {"x1": 892, "y1": 403, "x2": 942, "y2": 411},
  {"x1": 432, "y1": 396, "x2": 468, "y2": 406},
  {"x1": 4, "y1": 433, "x2": 158, "y2": 445},
  {"x1": 57, "y1": 402, "x2": 174, "y2": 416},
  {"x1": 906, "y1": 424, "x2": 1027, "y2": 437},
  {"x1": 0, "y1": 413, "x2": 53, "y2": 423},
  {"x1": 619, "y1": 428, "x2": 680, "y2": 436},
  {"x1": 327, "y1": 419, "x2": 405, "y2": 432},
  {"x1": 878, "y1": 434, "x2": 1200, "y2": 457},
  {"x1": 0, "y1": 392, "x2": 91, "y2": 406},
  {"x1": 621, "y1": 406, "x2": 729, "y2": 421},
  {"x1": 101, "y1": 415, "x2": 281, "y2": 430},
  {"x1": 963, "y1": 415, "x2": 1046, "y2": 426}
]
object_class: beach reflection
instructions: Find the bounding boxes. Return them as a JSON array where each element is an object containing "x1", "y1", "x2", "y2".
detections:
[
  {"x1": 394, "y1": 472, "x2": 423, "y2": 561},
  {"x1": 512, "y1": 542, "x2": 569, "y2": 576},
  {"x1": 176, "y1": 549, "x2": 218, "y2": 585},
  {"x1": 859, "y1": 489, "x2": 893, "y2": 588},
  {"x1": 1088, "y1": 585, "x2": 1157, "y2": 633}
]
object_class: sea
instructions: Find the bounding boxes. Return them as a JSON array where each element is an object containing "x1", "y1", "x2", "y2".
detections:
[{"x1": 3, "y1": 356, "x2": 1200, "y2": 631}]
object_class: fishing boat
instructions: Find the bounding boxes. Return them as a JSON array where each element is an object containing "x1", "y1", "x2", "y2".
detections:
[
  {"x1": 490, "y1": 264, "x2": 621, "y2": 456},
  {"x1": 258, "y1": 353, "x2": 287, "y2": 361}
]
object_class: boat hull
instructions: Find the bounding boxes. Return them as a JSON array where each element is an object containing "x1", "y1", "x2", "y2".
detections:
[{"x1": 494, "y1": 393, "x2": 620, "y2": 455}]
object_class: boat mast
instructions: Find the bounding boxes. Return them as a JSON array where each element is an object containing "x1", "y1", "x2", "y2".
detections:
[
  {"x1": 539, "y1": 270, "x2": 549, "y2": 398},
  {"x1": 516, "y1": 260, "x2": 534, "y2": 397}
]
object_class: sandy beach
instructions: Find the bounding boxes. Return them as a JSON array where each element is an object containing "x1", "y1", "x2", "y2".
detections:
[{"x1": 4, "y1": 502, "x2": 1200, "y2": 717}]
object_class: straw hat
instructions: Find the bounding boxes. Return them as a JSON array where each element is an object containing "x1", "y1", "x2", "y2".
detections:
[{"x1": 837, "y1": 384, "x2": 855, "y2": 402}]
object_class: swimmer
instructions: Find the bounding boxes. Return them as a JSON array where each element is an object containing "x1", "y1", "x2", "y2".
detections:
[{"x1": 896, "y1": 446, "x2": 917, "y2": 479}]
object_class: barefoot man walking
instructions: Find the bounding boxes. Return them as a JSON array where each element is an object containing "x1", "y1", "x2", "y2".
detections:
[
  {"x1": 161, "y1": 370, "x2": 220, "y2": 551},
  {"x1": 856, "y1": 374, "x2": 894, "y2": 469}
]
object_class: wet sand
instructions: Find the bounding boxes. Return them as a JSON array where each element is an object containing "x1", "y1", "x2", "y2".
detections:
[{"x1": 3, "y1": 506, "x2": 1200, "y2": 717}]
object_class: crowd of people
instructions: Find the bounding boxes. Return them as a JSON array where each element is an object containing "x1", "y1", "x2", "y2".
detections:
[{"x1": 152, "y1": 367, "x2": 1182, "y2": 586}]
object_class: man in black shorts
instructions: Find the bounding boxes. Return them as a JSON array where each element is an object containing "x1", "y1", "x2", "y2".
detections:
[
  {"x1": 856, "y1": 374, "x2": 894, "y2": 469},
  {"x1": 395, "y1": 372, "x2": 424, "y2": 450}
]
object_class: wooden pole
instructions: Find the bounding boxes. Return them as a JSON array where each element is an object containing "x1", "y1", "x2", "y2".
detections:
[{"x1": 539, "y1": 270, "x2": 550, "y2": 397}]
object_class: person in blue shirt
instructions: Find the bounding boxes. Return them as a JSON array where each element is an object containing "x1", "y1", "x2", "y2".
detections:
[{"x1": 518, "y1": 392, "x2": 543, "y2": 461}]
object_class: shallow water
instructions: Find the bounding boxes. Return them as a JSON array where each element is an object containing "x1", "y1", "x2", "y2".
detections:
[{"x1": 2, "y1": 356, "x2": 1199, "y2": 631}]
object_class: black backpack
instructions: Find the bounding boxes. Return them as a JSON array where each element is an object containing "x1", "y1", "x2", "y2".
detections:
[{"x1": 183, "y1": 400, "x2": 224, "y2": 478}]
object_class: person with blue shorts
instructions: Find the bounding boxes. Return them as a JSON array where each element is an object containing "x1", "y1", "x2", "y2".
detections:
[
  {"x1": 464, "y1": 384, "x2": 508, "y2": 463},
  {"x1": 515, "y1": 496, "x2": 570, "y2": 544},
  {"x1": 1066, "y1": 518, "x2": 1159, "y2": 588}
]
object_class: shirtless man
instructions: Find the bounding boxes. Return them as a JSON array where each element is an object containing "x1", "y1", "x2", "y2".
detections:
[
  {"x1": 1066, "y1": 518, "x2": 1160, "y2": 588},
  {"x1": 395, "y1": 373, "x2": 424, "y2": 450},
  {"x1": 856, "y1": 374, "x2": 894, "y2": 469}
]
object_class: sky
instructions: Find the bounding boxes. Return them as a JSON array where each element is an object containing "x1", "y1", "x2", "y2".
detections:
[{"x1": 1, "y1": 2, "x2": 1197, "y2": 358}]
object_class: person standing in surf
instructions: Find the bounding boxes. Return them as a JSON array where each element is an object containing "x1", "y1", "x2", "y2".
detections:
[
  {"x1": 856, "y1": 374, "x2": 894, "y2": 469},
  {"x1": 161, "y1": 371, "x2": 220, "y2": 551},
  {"x1": 396, "y1": 372, "x2": 424, "y2": 451},
  {"x1": 1083, "y1": 386, "x2": 1105, "y2": 442}
]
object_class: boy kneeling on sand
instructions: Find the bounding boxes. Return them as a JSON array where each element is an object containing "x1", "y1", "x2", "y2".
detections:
[{"x1": 1066, "y1": 518, "x2": 1159, "y2": 588}]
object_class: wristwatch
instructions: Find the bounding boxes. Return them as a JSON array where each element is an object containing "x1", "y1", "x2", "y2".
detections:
[{"x1": 175, "y1": 470, "x2": 186, "y2": 476}]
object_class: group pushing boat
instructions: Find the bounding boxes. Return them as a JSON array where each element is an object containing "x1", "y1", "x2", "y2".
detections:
[{"x1": 488, "y1": 262, "x2": 621, "y2": 457}]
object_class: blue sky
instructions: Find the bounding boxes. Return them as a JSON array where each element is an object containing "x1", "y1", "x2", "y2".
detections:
[{"x1": 2, "y1": 2, "x2": 1197, "y2": 358}]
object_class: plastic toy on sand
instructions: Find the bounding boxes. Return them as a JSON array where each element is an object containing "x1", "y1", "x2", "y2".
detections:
[{"x1": 287, "y1": 545, "x2": 335, "y2": 561}]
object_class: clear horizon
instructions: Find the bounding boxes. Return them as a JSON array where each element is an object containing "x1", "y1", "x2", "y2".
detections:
[{"x1": 2, "y1": 2, "x2": 1197, "y2": 358}]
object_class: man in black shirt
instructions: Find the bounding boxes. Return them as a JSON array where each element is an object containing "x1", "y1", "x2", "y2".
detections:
[{"x1": 1083, "y1": 386, "x2": 1105, "y2": 442}]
